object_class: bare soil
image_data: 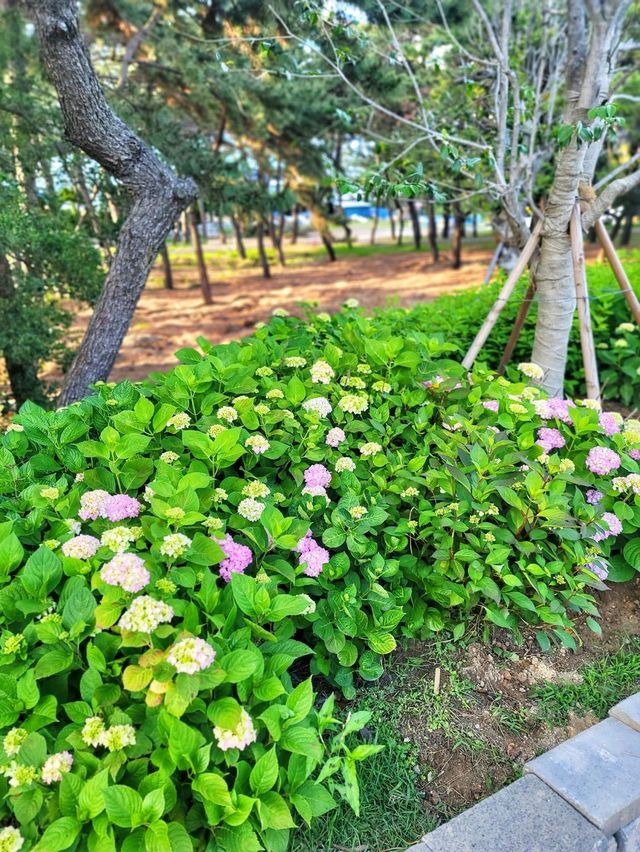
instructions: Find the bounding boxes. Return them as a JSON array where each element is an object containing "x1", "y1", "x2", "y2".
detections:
[
  {"x1": 390, "y1": 577, "x2": 640, "y2": 818},
  {"x1": 66, "y1": 244, "x2": 494, "y2": 384}
]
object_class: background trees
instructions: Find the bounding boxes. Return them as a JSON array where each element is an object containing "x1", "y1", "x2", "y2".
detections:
[{"x1": 1, "y1": 0, "x2": 638, "y2": 407}]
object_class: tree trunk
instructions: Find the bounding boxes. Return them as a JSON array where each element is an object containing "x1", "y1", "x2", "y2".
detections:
[
  {"x1": 25, "y1": 0, "x2": 197, "y2": 406},
  {"x1": 268, "y1": 213, "x2": 286, "y2": 266},
  {"x1": 388, "y1": 207, "x2": 396, "y2": 241},
  {"x1": 290, "y1": 204, "x2": 299, "y2": 244},
  {"x1": 370, "y1": 205, "x2": 379, "y2": 245},
  {"x1": 472, "y1": 213, "x2": 478, "y2": 238},
  {"x1": 407, "y1": 200, "x2": 421, "y2": 250},
  {"x1": 396, "y1": 201, "x2": 405, "y2": 246},
  {"x1": 427, "y1": 202, "x2": 439, "y2": 262},
  {"x1": 160, "y1": 243, "x2": 174, "y2": 290},
  {"x1": 452, "y1": 203, "x2": 465, "y2": 269},
  {"x1": 620, "y1": 211, "x2": 633, "y2": 246},
  {"x1": 231, "y1": 214, "x2": 246, "y2": 258},
  {"x1": 256, "y1": 218, "x2": 271, "y2": 278},
  {"x1": 441, "y1": 205, "x2": 450, "y2": 239},
  {"x1": 321, "y1": 231, "x2": 336, "y2": 262},
  {"x1": 189, "y1": 206, "x2": 213, "y2": 305},
  {"x1": 218, "y1": 214, "x2": 227, "y2": 244}
]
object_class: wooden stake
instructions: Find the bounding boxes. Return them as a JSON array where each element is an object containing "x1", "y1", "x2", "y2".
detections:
[
  {"x1": 482, "y1": 241, "x2": 504, "y2": 286},
  {"x1": 462, "y1": 221, "x2": 543, "y2": 370},
  {"x1": 570, "y1": 204, "x2": 600, "y2": 400},
  {"x1": 594, "y1": 219, "x2": 640, "y2": 325},
  {"x1": 497, "y1": 281, "x2": 536, "y2": 374}
]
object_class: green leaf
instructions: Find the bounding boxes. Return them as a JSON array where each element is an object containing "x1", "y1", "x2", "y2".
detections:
[
  {"x1": 220, "y1": 648, "x2": 262, "y2": 683},
  {"x1": 0, "y1": 532, "x2": 23, "y2": 576},
  {"x1": 286, "y1": 376, "x2": 306, "y2": 405},
  {"x1": 21, "y1": 547, "x2": 62, "y2": 597},
  {"x1": 77, "y1": 770, "x2": 109, "y2": 820},
  {"x1": 103, "y1": 785, "x2": 143, "y2": 828},
  {"x1": 257, "y1": 791, "x2": 296, "y2": 830},
  {"x1": 623, "y1": 539, "x2": 640, "y2": 571},
  {"x1": 208, "y1": 697, "x2": 242, "y2": 729},
  {"x1": 33, "y1": 817, "x2": 81, "y2": 851},
  {"x1": 280, "y1": 727, "x2": 323, "y2": 761},
  {"x1": 286, "y1": 677, "x2": 314, "y2": 725},
  {"x1": 250, "y1": 747, "x2": 279, "y2": 795},
  {"x1": 192, "y1": 773, "x2": 232, "y2": 808},
  {"x1": 34, "y1": 647, "x2": 75, "y2": 680},
  {"x1": 17, "y1": 670, "x2": 40, "y2": 709}
]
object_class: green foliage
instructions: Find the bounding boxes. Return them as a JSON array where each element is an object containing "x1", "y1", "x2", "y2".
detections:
[
  {"x1": 534, "y1": 641, "x2": 640, "y2": 726},
  {"x1": 2, "y1": 292, "x2": 640, "y2": 846}
]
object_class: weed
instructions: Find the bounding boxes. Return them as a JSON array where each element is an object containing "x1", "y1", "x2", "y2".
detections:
[{"x1": 534, "y1": 640, "x2": 640, "y2": 726}]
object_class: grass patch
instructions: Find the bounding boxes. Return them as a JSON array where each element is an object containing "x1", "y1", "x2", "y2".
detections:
[
  {"x1": 290, "y1": 721, "x2": 435, "y2": 852},
  {"x1": 534, "y1": 640, "x2": 640, "y2": 726}
]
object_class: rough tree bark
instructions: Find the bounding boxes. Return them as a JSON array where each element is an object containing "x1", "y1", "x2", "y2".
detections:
[
  {"x1": 160, "y1": 243, "x2": 174, "y2": 290},
  {"x1": 427, "y1": 202, "x2": 439, "y2": 262},
  {"x1": 24, "y1": 0, "x2": 197, "y2": 406},
  {"x1": 531, "y1": 0, "x2": 631, "y2": 396}
]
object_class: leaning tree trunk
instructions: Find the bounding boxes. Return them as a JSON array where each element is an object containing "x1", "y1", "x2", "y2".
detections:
[
  {"x1": 256, "y1": 218, "x2": 271, "y2": 279},
  {"x1": 451, "y1": 203, "x2": 465, "y2": 270},
  {"x1": 290, "y1": 204, "x2": 299, "y2": 244},
  {"x1": 25, "y1": 0, "x2": 197, "y2": 406},
  {"x1": 231, "y1": 214, "x2": 247, "y2": 259}
]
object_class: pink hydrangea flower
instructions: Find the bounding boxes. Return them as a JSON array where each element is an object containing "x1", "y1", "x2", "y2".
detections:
[
  {"x1": 103, "y1": 494, "x2": 141, "y2": 522},
  {"x1": 79, "y1": 489, "x2": 109, "y2": 521},
  {"x1": 304, "y1": 464, "x2": 331, "y2": 490},
  {"x1": 585, "y1": 447, "x2": 621, "y2": 475},
  {"x1": 599, "y1": 412, "x2": 621, "y2": 436},
  {"x1": 326, "y1": 427, "x2": 346, "y2": 447},
  {"x1": 295, "y1": 531, "x2": 330, "y2": 577},
  {"x1": 217, "y1": 533, "x2": 253, "y2": 583},
  {"x1": 629, "y1": 449, "x2": 640, "y2": 461},
  {"x1": 100, "y1": 553, "x2": 150, "y2": 593},
  {"x1": 593, "y1": 511, "x2": 622, "y2": 543},
  {"x1": 482, "y1": 400, "x2": 499, "y2": 412},
  {"x1": 536, "y1": 427, "x2": 565, "y2": 453},
  {"x1": 61, "y1": 534, "x2": 100, "y2": 560},
  {"x1": 586, "y1": 489, "x2": 603, "y2": 505},
  {"x1": 534, "y1": 397, "x2": 574, "y2": 424}
]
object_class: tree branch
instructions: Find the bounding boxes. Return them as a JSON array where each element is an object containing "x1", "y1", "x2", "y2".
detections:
[
  {"x1": 23, "y1": 0, "x2": 197, "y2": 405},
  {"x1": 581, "y1": 167, "x2": 640, "y2": 229}
]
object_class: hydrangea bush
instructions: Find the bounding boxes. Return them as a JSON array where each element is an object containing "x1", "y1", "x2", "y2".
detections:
[{"x1": 1, "y1": 303, "x2": 640, "y2": 848}]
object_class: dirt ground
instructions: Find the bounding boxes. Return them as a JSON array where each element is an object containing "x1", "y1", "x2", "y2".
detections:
[
  {"x1": 68, "y1": 243, "x2": 494, "y2": 384},
  {"x1": 387, "y1": 577, "x2": 640, "y2": 818}
]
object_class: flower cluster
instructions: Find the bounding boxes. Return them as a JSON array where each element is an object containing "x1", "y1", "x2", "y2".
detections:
[
  {"x1": 61, "y1": 534, "x2": 100, "y2": 560},
  {"x1": 585, "y1": 446, "x2": 621, "y2": 475},
  {"x1": 217, "y1": 533, "x2": 253, "y2": 582},
  {"x1": 338, "y1": 394, "x2": 369, "y2": 414},
  {"x1": 612, "y1": 473, "x2": 640, "y2": 495},
  {"x1": 586, "y1": 489, "x2": 603, "y2": 505},
  {"x1": 482, "y1": 400, "x2": 499, "y2": 412},
  {"x1": 335, "y1": 457, "x2": 356, "y2": 472},
  {"x1": 303, "y1": 464, "x2": 331, "y2": 497},
  {"x1": 0, "y1": 826, "x2": 23, "y2": 851},
  {"x1": 537, "y1": 427, "x2": 566, "y2": 453},
  {"x1": 166, "y1": 637, "x2": 216, "y2": 674},
  {"x1": 310, "y1": 359, "x2": 335, "y2": 384},
  {"x1": 534, "y1": 397, "x2": 573, "y2": 424},
  {"x1": 284, "y1": 356, "x2": 306, "y2": 368},
  {"x1": 295, "y1": 531, "x2": 330, "y2": 577},
  {"x1": 101, "y1": 526, "x2": 136, "y2": 553},
  {"x1": 593, "y1": 512, "x2": 622, "y2": 543},
  {"x1": 326, "y1": 427, "x2": 346, "y2": 447},
  {"x1": 2, "y1": 729, "x2": 27, "y2": 757},
  {"x1": 238, "y1": 498, "x2": 265, "y2": 522},
  {"x1": 160, "y1": 533, "x2": 192, "y2": 558},
  {"x1": 167, "y1": 412, "x2": 191, "y2": 430},
  {"x1": 599, "y1": 411, "x2": 622, "y2": 436},
  {"x1": 302, "y1": 397, "x2": 332, "y2": 417},
  {"x1": 360, "y1": 442, "x2": 382, "y2": 457},
  {"x1": 245, "y1": 434, "x2": 270, "y2": 454},
  {"x1": 78, "y1": 490, "x2": 140, "y2": 522},
  {"x1": 217, "y1": 406, "x2": 238, "y2": 423},
  {"x1": 41, "y1": 752, "x2": 73, "y2": 784},
  {"x1": 242, "y1": 481, "x2": 270, "y2": 498},
  {"x1": 517, "y1": 362, "x2": 544, "y2": 381},
  {"x1": 213, "y1": 708, "x2": 257, "y2": 752},
  {"x1": 119, "y1": 596, "x2": 173, "y2": 633},
  {"x1": 100, "y1": 553, "x2": 150, "y2": 593}
]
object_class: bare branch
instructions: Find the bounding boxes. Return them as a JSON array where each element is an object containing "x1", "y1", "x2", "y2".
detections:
[
  {"x1": 117, "y1": 7, "x2": 161, "y2": 91},
  {"x1": 594, "y1": 151, "x2": 640, "y2": 190},
  {"x1": 582, "y1": 167, "x2": 640, "y2": 229}
]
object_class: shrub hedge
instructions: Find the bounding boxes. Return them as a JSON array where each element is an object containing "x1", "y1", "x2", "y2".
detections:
[{"x1": 0, "y1": 294, "x2": 639, "y2": 850}]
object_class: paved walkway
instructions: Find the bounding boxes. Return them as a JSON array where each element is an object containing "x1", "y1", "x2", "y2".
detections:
[{"x1": 409, "y1": 693, "x2": 640, "y2": 851}]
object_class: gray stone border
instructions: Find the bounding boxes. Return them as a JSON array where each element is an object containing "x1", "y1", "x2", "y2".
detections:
[{"x1": 407, "y1": 693, "x2": 640, "y2": 851}]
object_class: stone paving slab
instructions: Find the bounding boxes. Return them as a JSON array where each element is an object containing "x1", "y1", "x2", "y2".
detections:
[
  {"x1": 616, "y1": 815, "x2": 640, "y2": 852},
  {"x1": 610, "y1": 694, "x2": 640, "y2": 733},
  {"x1": 525, "y1": 717, "x2": 640, "y2": 835},
  {"x1": 406, "y1": 775, "x2": 613, "y2": 851}
]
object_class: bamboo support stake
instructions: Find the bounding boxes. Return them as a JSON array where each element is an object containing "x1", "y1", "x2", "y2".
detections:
[
  {"x1": 570, "y1": 204, "x2": 600, "y2": 400},
  {"x1": 462, "y1": 221, "x2": 543, "y2": 370},
  {"x1": 482, "y1": 241, "x2": 504, "y2": 286},
  {"x1": 497, "y1": 281, "x2": 536, "y2": 374},
  {"x1": 594, "y1": 219, "x2": 640, "y2": 325}
]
